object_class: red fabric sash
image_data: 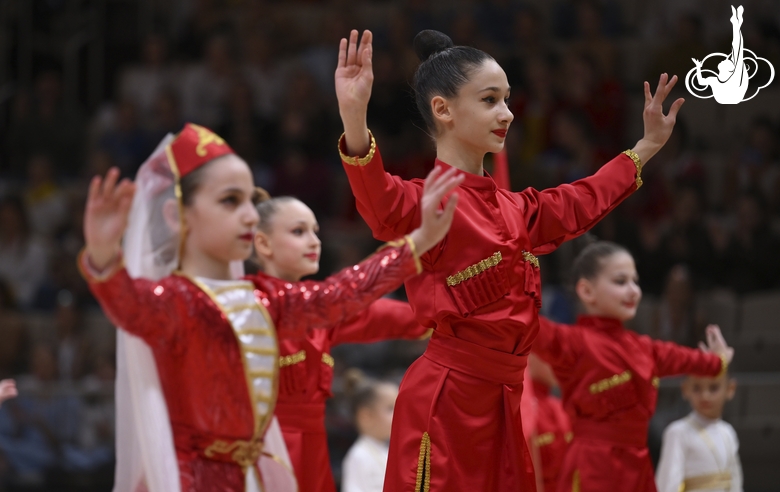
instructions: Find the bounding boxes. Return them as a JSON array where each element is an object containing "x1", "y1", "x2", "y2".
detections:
[
  {"x1": 573, "y1": 419, "x2": 648, "y2": 447},
  {"x1": 423, "y1": 331, "x2": 528, "y2": 384}
]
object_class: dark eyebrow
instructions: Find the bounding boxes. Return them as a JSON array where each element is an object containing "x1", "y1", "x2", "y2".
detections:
[
  {"x1": 479, "y1": 86, "x2": 511, "y2": 93},
  {"x1": 220, "y1": 187, "x2": 246, "y2": 196}
]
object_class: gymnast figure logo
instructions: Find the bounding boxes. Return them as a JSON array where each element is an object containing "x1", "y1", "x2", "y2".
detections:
[{"x1": 685, "y1": 5, "x2": 774, "y2": 104}]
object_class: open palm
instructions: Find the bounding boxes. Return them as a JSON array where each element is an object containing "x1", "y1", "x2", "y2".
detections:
[
  {"x1": 642, "y1": 73, "x2": 685, "y2": 149},
  {"x1": 335, "y1": 29, "x2": 374, "y2": 116},
  {"x1": 84, "y1": 168, "x2": 136, "y2": 268}
]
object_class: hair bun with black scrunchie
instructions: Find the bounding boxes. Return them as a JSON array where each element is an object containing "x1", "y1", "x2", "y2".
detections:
[{"x1": 413, "y1": 30, "x2": 454, "y2": 62}]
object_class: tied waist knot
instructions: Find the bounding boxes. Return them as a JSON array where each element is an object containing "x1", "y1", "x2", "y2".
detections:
[
  {"x1": 172, "y1": 423, "x2": 264, "y2": 468},
  {"x1": 204, "y1": 437, "x2": 264, "y2": 468}
]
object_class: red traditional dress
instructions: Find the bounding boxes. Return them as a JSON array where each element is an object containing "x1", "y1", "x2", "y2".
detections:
[
  {"x1": 531, "y1": 380, "x2": 571, "y2": 492},
  {"x1": 275, "y1": 298, "x2": 428, "y2": 492},
  {"x1": 534, "y1": 315, "x2": 726, "y2": 492},
  {"x1": 81, "y1": 123, "x2": 425, "y2": 492},
  {"x1": 339, "y1": 133, "x2": 643, "y2": 491}
]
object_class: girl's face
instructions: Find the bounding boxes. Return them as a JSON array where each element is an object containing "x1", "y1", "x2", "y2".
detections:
[
  {"x1": 254, "y1": 200, "x2": 321, "y2": 282},
  {"x1": 576, "y1": 252, "x2": 642, "y2": 322},
  {"x1": 182, "y1": 155, "x2": 259, "y2": 265},
  {"x1": 683, "y1": 375, "x2": 736, "y2": 420},
  {"x1": 436, "y1": 59, "x2": 514, "y2": 155},
  {"x1": 358, "y1": 384, "x2": 398, "y2": 442}
]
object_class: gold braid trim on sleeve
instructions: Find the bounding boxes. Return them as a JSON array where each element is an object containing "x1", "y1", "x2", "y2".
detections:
[
  {"x1": 717, "y1": 353, "x2": 729, "y2": 378},
  {"x1": 622, "y1": 149, "x2": 643, "y2": 189},
  {"x1": 338, "y1": 130, "x2": 377, "y2": 166}
]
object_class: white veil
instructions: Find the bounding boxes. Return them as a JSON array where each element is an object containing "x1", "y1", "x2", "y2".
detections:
[{"x1": 114, "y1": 134, "x2": 296, "y2": 492}]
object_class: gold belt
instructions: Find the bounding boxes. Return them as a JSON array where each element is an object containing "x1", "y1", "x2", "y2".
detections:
[
  {"x1": 204, "y1": 437, "x2": 263, "y2": 468},
  {"x1": 682, "y1": 472, "x2": 731, "y2": 491}
]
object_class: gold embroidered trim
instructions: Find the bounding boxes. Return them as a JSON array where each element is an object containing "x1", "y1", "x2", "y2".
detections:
[
  {"x1": 280, "y1": 350, "x2": 307, "y2": 367},
  {"x1": 191, "y1": 123, "x2": 227, "y2": 156},
  {"x1": 622, "y1": 149, "x2": 643, "y2": 189},
  {"x1": 405, "y1": 235, "x2": 423, "y2": 274},
  {"x1": 534, "y1": 432, "x2": 556, "y2": 447},
  {"x1": 249, "y1": 370, "x2": 275, "y2": 378},
  {"x1": 338, "y1": 130, "x2": 377, "y2": 166},
  {"x1": 446, "y1": 252, "x2": 502, "y2": 287},
  {"x1": 682, "y1": 472, "x2": 732, "y2": 490},
  {"x1": 522, "y1": 250, "x2": 540, "y2": 269},
  {"x1": 223, "y1": 303, "x2": 262, "y2": 314},
  {"x1": 717, "y1": 354, "x2": 729, "y2": 379},
  {"x1": 245, "y1": 347, "x2": 278, "y2": 356},
  {"x1": 572, "y1": 469, "x2": 580, "y2": 492},
  {"x1": 255, "y1": 393, "x2": 274, "y2": 403},
  {"x1": 589, "y1": 370, "x2": 632, "y2": 394},
  {"x1": 204, "y1": 437, "x2": 263, "y2": 468},
  {"x1": 415, "y1": 432, "x2": 431, "y2": 492},
  {"x1": 236, "y1": 328, "x2": 274, "y2": 337},
  {"x1": 651, "y1": 376, "x2": 660, "y2": 388},
  {"x1": 211, "y1": 283, "x2": 254, "y2": 295},
  {"x1": 321, "y1": 353, "x2": 335, "y2": 368},
  {"x1": 565, "y1": 432, "x2": 573, "y2": 443},
  {"x1": 419, "y1": 328, "x2": 434, "y2": 340}
]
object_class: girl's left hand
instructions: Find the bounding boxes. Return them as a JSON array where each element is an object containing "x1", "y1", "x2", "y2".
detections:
[
  {"x1": 698, "y1": 324, "x2": 735, "y2": 364},
  {"x1": 0, "y1": 379, "x2": 17, "y2": 405},
  {"x1": 641, "y1": 73, "x2": 685, "y2": 151}
]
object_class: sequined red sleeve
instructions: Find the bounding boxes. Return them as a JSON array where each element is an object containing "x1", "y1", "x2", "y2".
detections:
[
  {"x1": 339, "y1": 134, "x2": 424, "y2": 241},
  {"x1": 516, "y1": 153, "x2": 641, "y2": 255},
  {"x1": 77, "y1": 251, "x2": 178, "y2": 346},
  {"x1": 645, "y1": 337, "x2": 726, "y2": 378},
  {"x1": 251, "y1": 237, "x2": 422, "y2": 339},
  {"x1": 328, "y1": 298, "x2": 429, "y2": 346}
]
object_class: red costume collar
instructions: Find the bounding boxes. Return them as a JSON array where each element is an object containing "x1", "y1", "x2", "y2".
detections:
[
  {"x1": 434, "y1": 159, "x2": 497, "y2": 191},
  {"x1": 575, "y1": 315, "x2": 625, "y2": 332}
]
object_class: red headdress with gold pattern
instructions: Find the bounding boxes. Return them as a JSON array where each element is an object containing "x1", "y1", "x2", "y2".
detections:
[{"x1": 165, "y1": 123, "x2": 235, "y2": 178}]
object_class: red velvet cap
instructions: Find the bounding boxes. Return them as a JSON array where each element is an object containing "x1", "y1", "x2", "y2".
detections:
[{"x1": 166, "y1": 123, "x2": 234, "y2": 177}]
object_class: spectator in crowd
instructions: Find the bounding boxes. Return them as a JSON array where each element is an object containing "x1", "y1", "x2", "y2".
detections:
[
  {"x1": 5, "y1": 70, "x2": 86, "y2": 178},
  {"x1": 118, "y1": 33, "x2": 176, "y2": 127},
  {"x1": 23, "y1": 153, "x2": 67, "y2": 239},
  {"x1": 97, "y1": 100, "x2": 152, "y2": 178},
  {"x1": 181, "y1": 33, "x2": 236, "y2": 128},
  {"x1": 0, "y1": 280, "x2": 27, "y2": 380},
  {"x1": 0, "y1": 196, "x2": 49, "y2": 309},
  {"x1": 651, "y1": 264, "x2": 705, "y2": 347}
]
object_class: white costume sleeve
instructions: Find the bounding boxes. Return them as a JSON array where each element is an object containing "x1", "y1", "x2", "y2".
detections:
[{"x1": 727, "y1": 424, "x2": 743, "y2": 492}]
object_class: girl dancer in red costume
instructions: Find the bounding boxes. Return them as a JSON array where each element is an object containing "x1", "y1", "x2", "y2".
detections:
[
  {"x1": 252, "y1": 196, "x2": 429, "y2": 492},
  {"x1": 534, "y1": 241, "x2": 733, "y2": 492},
  {"x1": 79, "y1": 123, "x2": 461, "y2": 492},
  {"x1": 334, "y1": 28, "x2": 684, "y2": 491}
]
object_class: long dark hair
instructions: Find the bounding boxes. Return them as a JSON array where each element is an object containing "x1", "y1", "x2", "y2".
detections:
[{"x1": 412, "y1": 30, "x2": 494, "y2": 134}]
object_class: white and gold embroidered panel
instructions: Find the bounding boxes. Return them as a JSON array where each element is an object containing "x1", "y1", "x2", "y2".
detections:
[{"x1": 197, "y1": 278, "x2": 278, "y2": 429}]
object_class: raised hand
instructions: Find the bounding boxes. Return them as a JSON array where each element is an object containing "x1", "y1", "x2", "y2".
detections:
[
  {"x1": 631, "y1": 73, "x2": 685, "y2": 165},
  {"x1": 0, "y1": 379, "x2": 17, "y2": 406},
  {"x1": 84, "y1": 168, "x2": 136, "y2": 270},
  {"x1": 336, "y1": 30, "x2": 374, "y2": 155},
  {"x1": 409, "y1": 167, "x2": 464, "y2": 255},
  {"x1": 697, "y1": 324, "x2": 735, "y2": 365}
]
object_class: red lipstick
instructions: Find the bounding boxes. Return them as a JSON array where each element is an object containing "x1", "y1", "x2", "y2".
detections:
[
  {"x1": 304, "y1": 253, "x2": 319, "y2": 261},
  {"x1": 239, "y1": 233, "x2": 253, "y2": 241},
  {"x1": 492, "y1": 129, "x2": 507, "y2": 138}
]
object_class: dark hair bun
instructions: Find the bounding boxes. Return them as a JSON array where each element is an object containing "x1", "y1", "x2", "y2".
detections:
[{"x1": 413, "y1": 30, "x2": 454, "y2": 62}]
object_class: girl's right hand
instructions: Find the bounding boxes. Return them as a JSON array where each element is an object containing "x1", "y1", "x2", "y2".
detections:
[
  {"x1": 84, "y1": 168, "x2": 136, "y2": 270},
  {"x1": 409, "y1": 167, "x2": 464, "y2": 255},
  {"x1": 335, "y1": 29, "x2": 374, "y2": 155}
]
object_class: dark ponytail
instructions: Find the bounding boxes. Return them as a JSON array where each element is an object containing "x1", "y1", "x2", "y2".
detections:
[
  {"x1": 571, "y1": 241, "x2": 630, "y2": 283},
  {"x1": 412, "y1": 30, "x2": 494, "y2": 134}
]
